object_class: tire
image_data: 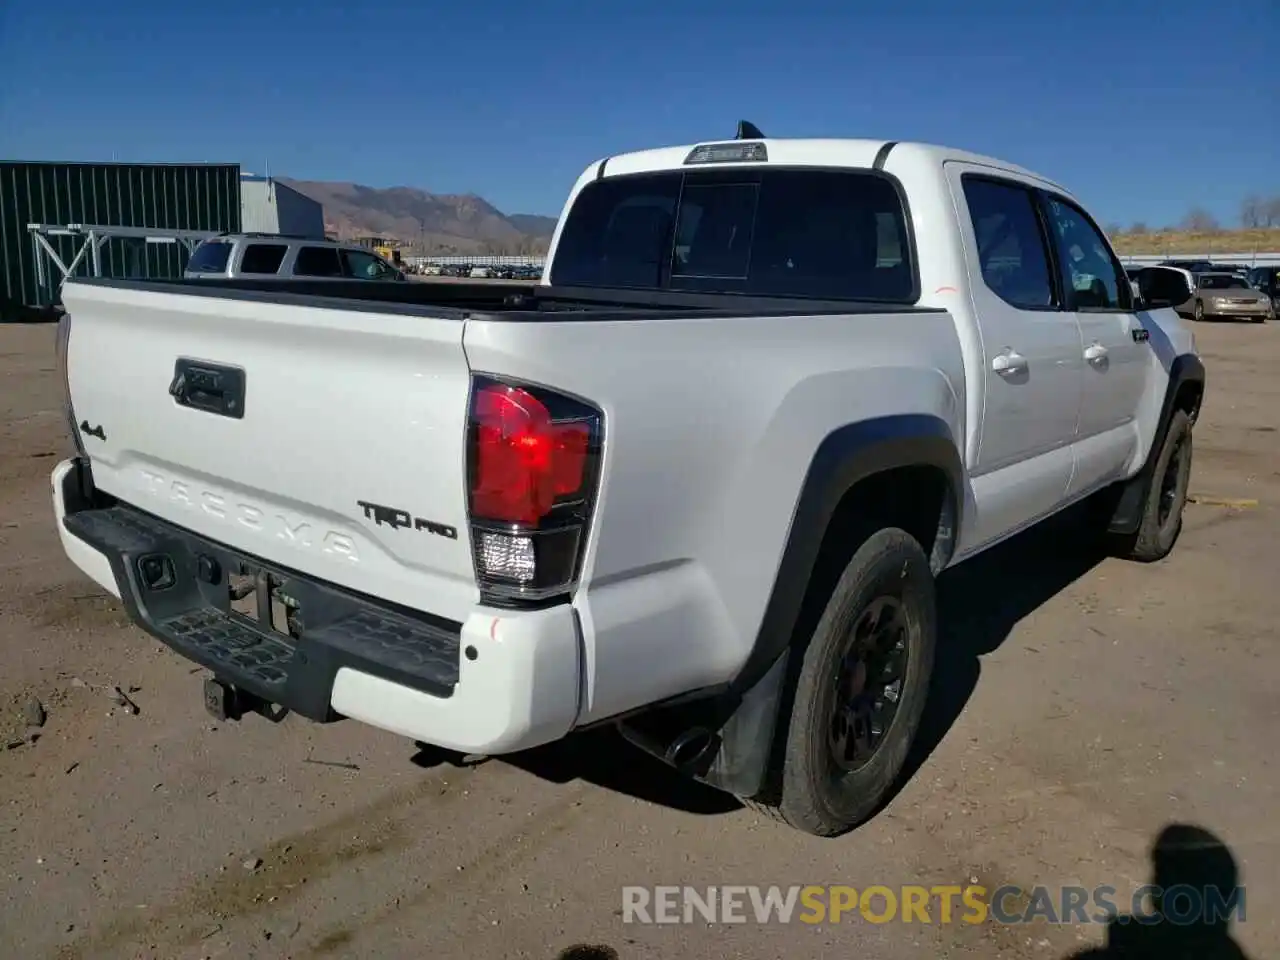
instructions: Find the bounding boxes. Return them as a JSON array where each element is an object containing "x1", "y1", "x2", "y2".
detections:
[
  {"x1": 753, "y1": 528, "x2": 936, "y2": 837},
  {"x1": 1193, "y1": 301, "x2": 1205, "y2": 322},
  {"x1": 1113, "y1": 409, "x2": 1193, "y2": 563}
]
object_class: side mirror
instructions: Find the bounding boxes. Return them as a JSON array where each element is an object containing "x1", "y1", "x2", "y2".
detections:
[{"x1": 1139, "y1": 271, "x2": 1193, "y2": 309}]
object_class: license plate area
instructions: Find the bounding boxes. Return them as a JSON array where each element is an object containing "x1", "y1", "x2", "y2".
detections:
[{"x1": 227, "y1": 562, "x2": 303, "y2": 642}]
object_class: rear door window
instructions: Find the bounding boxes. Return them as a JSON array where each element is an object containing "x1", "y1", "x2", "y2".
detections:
[
  {"x1": 239, "y1": 243, "x2": 288, "y2": 275},
  {"x1": 186, "y1": 240, "x2": 232, "y2": 274},
  {"x1": 293, "y1": 246, "x2": 344, "y2": 277},
  {"x1": 550, "y1": 168, "x2": 916, "y2": 302},
  {"x1": 961, "y1": 177, "x2": 1057, "y2": 310}
]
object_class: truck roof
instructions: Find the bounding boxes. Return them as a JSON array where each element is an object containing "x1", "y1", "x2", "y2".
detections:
[{"x1": 596, "y1": 138, "x2": 1064, "y2": 193}]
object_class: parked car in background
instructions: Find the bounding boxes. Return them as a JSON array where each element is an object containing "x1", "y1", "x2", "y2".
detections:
[
  {"x1": 185, "y1": 234, "x2": 407, "y2": 282},
  {"x1": 1247, "y1": 266, "x2": 1280, "y2": 310},
  {"x1": 1183, "y1": 272, "x2": 1273, "y2": 322},
  {"x1": 1163, "y1": 258, "x2": 1215, "y2": 273}
]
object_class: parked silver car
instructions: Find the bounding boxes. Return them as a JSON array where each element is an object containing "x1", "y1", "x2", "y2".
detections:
[
  {"x1": 1182, "y1": 272, "x2": 1273, "y2": 323},
  {"x1": 184, "y1": 234, "x2": 407, "y2": 282}
]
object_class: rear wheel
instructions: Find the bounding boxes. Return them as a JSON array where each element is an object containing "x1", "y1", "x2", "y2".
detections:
[
  {"x1": 1193, "y1": 301, "x2": 1205, "y2": 322},
  {"x1": 750, "y1": 528, "x2": 936, "y2": 837}
]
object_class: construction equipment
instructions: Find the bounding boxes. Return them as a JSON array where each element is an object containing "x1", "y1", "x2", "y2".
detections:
[{"x1": 354, "y1": 235, "x2": 403, "y2": 267}]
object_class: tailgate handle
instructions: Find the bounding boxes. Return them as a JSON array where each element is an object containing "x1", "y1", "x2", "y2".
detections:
[{"x1": 170, "y1": 359, "x2": 246, "y2": 420}]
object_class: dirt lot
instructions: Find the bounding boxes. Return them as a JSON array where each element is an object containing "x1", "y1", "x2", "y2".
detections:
[{"x1": 1, "y1": 320, "x2": 1277, "y2": 960}]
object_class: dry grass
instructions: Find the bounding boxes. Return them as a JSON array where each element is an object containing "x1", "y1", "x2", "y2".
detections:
[{"x1": 1111, "y1": 228, "x2": 1280, "y2": 257}]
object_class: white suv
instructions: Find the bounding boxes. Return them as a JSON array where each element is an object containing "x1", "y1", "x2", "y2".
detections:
[{"x1": 184, "y1": 234, "x2": 406, "y2": 282}]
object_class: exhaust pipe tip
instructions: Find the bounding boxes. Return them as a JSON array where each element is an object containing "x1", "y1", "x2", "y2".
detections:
[{"x1": 664, "y1": 727, "x2": 720, "y2": 771}]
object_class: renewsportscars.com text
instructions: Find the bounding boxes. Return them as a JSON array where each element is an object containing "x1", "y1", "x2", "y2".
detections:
[{"x1": 621, "y1": 884, "x2": 1246, "y2": 926}]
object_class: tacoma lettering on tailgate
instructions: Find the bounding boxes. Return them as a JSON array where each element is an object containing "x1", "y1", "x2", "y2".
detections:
[{"x1": 137, "y1": 469, "x2": 359, "y2": 562}]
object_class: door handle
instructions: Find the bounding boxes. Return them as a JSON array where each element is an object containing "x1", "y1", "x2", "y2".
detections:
[
  {"x1": 1084, "y1": 342, "x2": 1108, "y2": 363},
  {"x1": 992, "y1": 350, "x2": 1027, "y2": 375}
]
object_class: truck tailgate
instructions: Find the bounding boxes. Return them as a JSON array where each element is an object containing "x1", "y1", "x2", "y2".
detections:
[{"x1": 60, "y1": 282, "x2": 479, "y2": 620}]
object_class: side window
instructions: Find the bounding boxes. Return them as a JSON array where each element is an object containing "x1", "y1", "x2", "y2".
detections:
[
  {"x1": 293, "y1": 246, "x2": 344, "y2": 278},
  {"x1": 239, "y1": 243, "x2": 287, "y2": 275},
  {"x1": 186, "y1": 240, "x2": 232, "y2": 274},
  {"x1": 341, "y1": 249, "x2": 392, "y2": 280},
  {"x1": 1043, "y1": 197, "x2": 1131, "y2": 310},
  {"x1": 961, "y1": 178, "x2": 1056, "y2": 310}
]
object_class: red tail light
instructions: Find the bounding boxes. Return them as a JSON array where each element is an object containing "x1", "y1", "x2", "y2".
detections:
[
  {"x1": 471, "y1": 384, "x2": 591, "y2": 525},
  {"x1": 467, "y1": 377, "x2": 603, "y2": 606}
]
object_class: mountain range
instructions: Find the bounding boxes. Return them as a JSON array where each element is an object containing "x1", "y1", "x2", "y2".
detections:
[{"x1": 280, "y1": 179, "x2": 558, "y2": 255}]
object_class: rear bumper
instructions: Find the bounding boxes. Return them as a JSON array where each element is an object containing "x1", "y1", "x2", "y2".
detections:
[{"x1": 51, "y1": 457, "x2": 582, "y2": 754}]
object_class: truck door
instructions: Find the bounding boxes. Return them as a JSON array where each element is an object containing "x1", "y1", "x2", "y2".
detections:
[
  {"x1": 948, "y1": 167, "x2": 1083, "y2": 550},
  {"x1": 1038, "y1": 193, "x2": 1148, "y2": 499}
]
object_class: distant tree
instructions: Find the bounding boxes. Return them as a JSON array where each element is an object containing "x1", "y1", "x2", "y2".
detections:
[
  {"x1": 1129, "y1": 222, "x2": 1149, "y2": 235},
  {"x1": 1263, "y1": 197, "x2": 1280, "y2": 229},
  {"x1": 1105, "y1": 223, "x2": 1123, "y2": 236},
  {"x1": 1181, "y1": 208, "x2": 1219, "y2": 232},
  {"x1": 1241, "y1": 194, "x2": 1264, "y2": 229}
]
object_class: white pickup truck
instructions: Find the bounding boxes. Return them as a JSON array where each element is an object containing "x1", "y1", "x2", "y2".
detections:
[{"x1": 52, "y1": 126, "x2": 1204, "y2": 837}]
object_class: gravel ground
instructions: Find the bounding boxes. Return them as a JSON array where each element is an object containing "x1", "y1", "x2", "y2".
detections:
[{"x1": 1, "y1": 319, "x2": 1276, "y2": 960}]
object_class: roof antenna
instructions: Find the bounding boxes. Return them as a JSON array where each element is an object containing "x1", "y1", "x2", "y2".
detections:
[{"x1": 736, "y1": 120, "x2": 765, "y2": 140}]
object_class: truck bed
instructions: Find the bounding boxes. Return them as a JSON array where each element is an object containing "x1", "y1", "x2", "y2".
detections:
[{"x1": 71, "y1": 276, "x2": 943, "y2": 322}]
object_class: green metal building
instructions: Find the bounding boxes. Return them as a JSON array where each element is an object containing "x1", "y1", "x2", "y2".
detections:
[{"x1": 1, "y1": 161, "x2": 241, "y2": 320}]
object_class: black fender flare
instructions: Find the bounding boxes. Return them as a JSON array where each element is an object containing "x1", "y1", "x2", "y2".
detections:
[
  {"x1": 1107, "y1": 353, "x2": 1206, "y2": 535},
  {"x1": 732, "y1": 413, "x2": 963, "y2": 698},
  {"x1": 618, "y1": 413, "x2": 964, "y2": 797}
]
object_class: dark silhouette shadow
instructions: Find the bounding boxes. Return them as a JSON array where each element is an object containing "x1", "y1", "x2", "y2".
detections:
[
  {"x1": 554, "y1": 944, "x2": 619, "y2": 960},
  {"x1": 1063, "y1": 823, "x2": 1250, "y2": 960},
  {"x1": 888, "y1": 497, "x2": 1111, "y2": 802},
  {"x1": 411, "y1": 725, "x2": 741, "y2": 816}
]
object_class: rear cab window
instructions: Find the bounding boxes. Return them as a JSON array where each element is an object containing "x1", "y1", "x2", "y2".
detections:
[
  {"x1": 186, "y1": 240, "x2": 233, "y2": 275},
  {"x1": 239, "y1": 243, "x2": 288, "y2": 275},
  {"x1": 549, "y1": 168, "x2": 917, "y2": 302}
]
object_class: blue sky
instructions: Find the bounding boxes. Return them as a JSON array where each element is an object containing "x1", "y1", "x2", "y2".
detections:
[{"x1": 2, "y1": 0, "x2": 1276, "y2": 225}]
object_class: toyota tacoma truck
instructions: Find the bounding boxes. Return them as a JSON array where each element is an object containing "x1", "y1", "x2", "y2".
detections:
[{"x1": 51, "y1": 125, "x2": 1204, "y2": 837}]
